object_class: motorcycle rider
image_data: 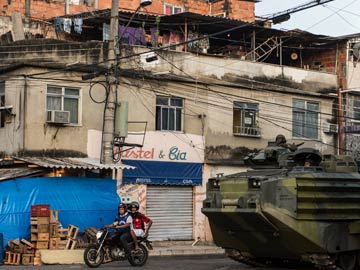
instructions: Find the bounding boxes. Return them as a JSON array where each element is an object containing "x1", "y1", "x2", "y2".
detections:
[
  {"x1": 129, "y1": 201, "x2": 153, "y2": 252},
  {"x1": 105, "y1": 203, "x2": 133, "y2": 256}
]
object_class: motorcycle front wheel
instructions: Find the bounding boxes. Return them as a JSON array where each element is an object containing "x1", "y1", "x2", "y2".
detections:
[
  {"x1": 84, "y1": 245, "x2": 104, "y2": 268},
  {"x1": 128, "y1": 243, "x2": 148, "y2": 266}
]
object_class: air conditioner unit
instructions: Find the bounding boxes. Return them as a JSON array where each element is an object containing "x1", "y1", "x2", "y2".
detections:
[
  {"x1": 323, "y1": 122, "x2": 338, "y2": 134},
  {"x1": 47, "y1": 110, "x2": 70, "y2": 124}
]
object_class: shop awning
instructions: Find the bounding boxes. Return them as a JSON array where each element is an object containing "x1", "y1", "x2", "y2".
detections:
[
  {"x1": 122, "y1": 160, "x2": 202, "y2": 186},
  {"x1": 12, "y1": 157, "x2": 135, "y2": 170}
]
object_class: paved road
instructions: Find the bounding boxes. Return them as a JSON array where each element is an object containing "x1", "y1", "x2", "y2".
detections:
[{"x1": 0, "y1": 255, "x2": 311, "y2": 270}]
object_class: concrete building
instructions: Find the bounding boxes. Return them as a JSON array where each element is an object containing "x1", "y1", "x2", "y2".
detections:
[
  {"x1": 0, "y1": 11, "x2": 343, "y2": 242},
  {"x1": 337, "y1": 34, "x2": 360, "y2": 159}
]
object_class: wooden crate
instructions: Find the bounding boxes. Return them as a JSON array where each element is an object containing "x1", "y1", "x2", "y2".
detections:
[
  {"x1": 58, "y1": 228, "x2": 69, "y2": 239},
  {"x1": 50, "y1": 210, "x2": 59, "y2": 223},
  {"x1": 38, "y1": 224, "x2": 50, "y2": 233},
  {"x1": 21, "y1": 238, "x2": 34, "y2": 249},
  {"x1": 31, "y1": 217, "x2": 50, "y2": 225},
  {"x1": 4, "y1": 252, "x2": 21, "y2": 265},
  {"x1": 50, "y1": 223, "x2": 59, "y2": 238},
  {"x1": 68, "y1": 225, "x2": 79, "y2": 240},
  {"x1": 85, "y1": 227, "x2": 97, "y2": 240},
  {"x1": 33, "y1": 256, "x2": 42, "y2": 266},
  {"x1": 37, "y1": 233, "x2": 50, "y2": 241},
  {"x1": 22, "y1": 254, "x2": 34, "y2": 265},
  {"x1": 65, "y1": 238, "x2": 77, "y2": 250},
  {"x1": 31, "y1": 204, "x2": 50, "y2": 217},
  {"x1": 49, "y1": 237, "x2": 58, "y2": 250},
  {"x1": 31, "y1": 233, "x2": 38, "y2": 241},
  {"x1": 34, "y1": 241, "x2": 49, "y2": 249}
]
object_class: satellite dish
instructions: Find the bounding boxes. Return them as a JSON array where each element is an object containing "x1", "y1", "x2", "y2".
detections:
[
  {"x1": 354, "y1": 43, "x2": 360, "y2": 59},
  {"x1": 291, "y1": 52, "x2": 298, "y2": 61}
]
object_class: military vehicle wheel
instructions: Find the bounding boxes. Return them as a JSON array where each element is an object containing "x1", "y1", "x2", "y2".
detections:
[{"x1": 338, "y1": 252, "x2": 356, "y2": 270}]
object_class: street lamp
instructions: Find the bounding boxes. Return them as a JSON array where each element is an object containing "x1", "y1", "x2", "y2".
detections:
[{"x1": 140, "y1": 0, "x2": 152, "y2": 7}]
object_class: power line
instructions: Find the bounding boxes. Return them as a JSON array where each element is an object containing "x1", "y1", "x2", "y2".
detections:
[
  {"x1": 121, "y1": 79, "x2": 344, "y2": 152},
  {"x1": 21, "y1": 67, "x2": 360, "y2": 123},
  {"x1": 147, "y1": 49, "x2": 360, "y2": 121},
  {"x1": 0, "y1": 1, "x2": 348, "y2": 90},
  {"x1": 324, "y1": 5, "x2": 360, "y2": 31}
]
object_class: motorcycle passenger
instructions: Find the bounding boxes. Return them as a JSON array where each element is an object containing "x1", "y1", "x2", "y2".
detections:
[
  {"x1": 129, "y1": 201, "x2": 153, "y2": 252},
  {"x1": 106, "y1": 203, "x2": 133, "y2": 256}
]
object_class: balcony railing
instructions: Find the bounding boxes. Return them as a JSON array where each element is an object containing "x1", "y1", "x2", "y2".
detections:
[{"x1": 233, "y1": 125, "x2": 261, "y2": 137}]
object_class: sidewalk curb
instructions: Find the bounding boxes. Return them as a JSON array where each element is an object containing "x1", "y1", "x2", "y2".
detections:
[
  {"x1": 149, "y1": 246, "x2": 225, "y2": 256},
  {"x1": 38, "y1": 246, "x2": 225, "y2": 265}
]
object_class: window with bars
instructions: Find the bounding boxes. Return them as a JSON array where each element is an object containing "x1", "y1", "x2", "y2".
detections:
[
  {"x1": 233, "y1": 101, "x2": 260, "y2": 137},
  {"x1": 0, "y1": 82, "x2": 5, "y2": 128},
  {"x1": 46, "y1": 85, "x2": 80, "y2": 124},
  {"x1": 292, "y1": 99, "x2": 319, "y2": 139},
  {"x1": 156, "y1": 96, "x2": 183, "y2": 131}
]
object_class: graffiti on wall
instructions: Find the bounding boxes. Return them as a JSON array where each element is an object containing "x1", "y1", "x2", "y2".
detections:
[{"x1": 118, "y1": 184, "x2": 147, "y2": 213}]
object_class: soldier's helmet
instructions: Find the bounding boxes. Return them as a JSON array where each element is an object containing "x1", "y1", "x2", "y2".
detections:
[{"x1": 275, "y1": 134, "x2": 287, "y2": 146}]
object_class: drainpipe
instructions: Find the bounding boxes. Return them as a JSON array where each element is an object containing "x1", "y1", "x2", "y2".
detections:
[
  {"x1": 22, "y1": 75, "x2": 28, "y2": 155},
  {"x1": 251, "y1": 30, "x2": 256, "y2": 62},
  {"x1": 65, "y1": 0, "x2": 70, "y2": 15},
  {"x1": 25, "y1": 0, "x2": 30, "y2": 18},
  {"x1": 279, "y1": 37, "x2": 282, "y2": 66},
  {"x1": 335, "y1": 43, "x2": 339, "y2": 74},
  {"x1": 184, "y1": 18, "x2": 187, "y2": 53},
  {"x1": 337, "y1": 87, "x2": 342, "y2": 155}
]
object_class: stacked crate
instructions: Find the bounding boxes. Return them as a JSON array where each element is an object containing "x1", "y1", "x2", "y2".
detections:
[
  {"x1": 30, "y1": 205, "x2": 50, "y2": 251},
  {"x1": 49, "y1": 210, "x2": 60, "y2": 250},
  {"x1": 4, "y1": 239, "x2": 35, "y2": 265}
]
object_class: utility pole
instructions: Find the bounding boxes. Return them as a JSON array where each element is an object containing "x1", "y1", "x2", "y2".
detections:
[{"x1": 102, "y1": 0, "x2": 119, "y2": 164}]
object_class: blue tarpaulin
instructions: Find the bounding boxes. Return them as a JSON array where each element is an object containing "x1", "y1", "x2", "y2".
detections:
[
  {"x1": 123, "y1": 160, "x2": 202, "y2": 185},
  {"x1": 0, "y1": 177, "x2": 119, "y2": 248}
]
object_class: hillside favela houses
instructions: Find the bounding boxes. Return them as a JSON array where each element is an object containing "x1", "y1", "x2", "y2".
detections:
[{"x1": 1, "y1": 0, "x2": 360, "y2": 249}]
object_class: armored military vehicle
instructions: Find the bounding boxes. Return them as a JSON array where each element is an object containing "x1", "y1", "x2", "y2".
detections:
[{"x1": 202, "y1": 136, "x2": 360, "y2": 270}]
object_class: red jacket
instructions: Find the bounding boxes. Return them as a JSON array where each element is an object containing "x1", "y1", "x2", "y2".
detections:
[{"x1": 132, "y1": 212, "x2": 150, "y2": 230}]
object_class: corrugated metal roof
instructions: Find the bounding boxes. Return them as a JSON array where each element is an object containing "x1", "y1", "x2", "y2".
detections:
[
  {"x1": 12, "y1": 157, "x2": 135, "y2": 170},
  {"x1": 0, "y1": 167, "x2": 47, "y2": 181}
]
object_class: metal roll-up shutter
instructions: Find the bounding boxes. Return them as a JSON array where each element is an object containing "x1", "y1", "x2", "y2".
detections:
[{"x1": 147, "y1": 186, "x2": 193, "y2": 241}]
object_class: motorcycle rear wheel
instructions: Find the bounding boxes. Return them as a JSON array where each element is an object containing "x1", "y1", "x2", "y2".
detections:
[
  {"x1": 128, "y1": 244, "x2": 148, "y2": 266},
  {"x1": 84, "y1": 245, "x2": 104, "y2": 268}
]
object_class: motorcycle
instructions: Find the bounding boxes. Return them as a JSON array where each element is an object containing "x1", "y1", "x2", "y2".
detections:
[{"x1": 83, "y1": 227, "x2": 153, "y2": 268}]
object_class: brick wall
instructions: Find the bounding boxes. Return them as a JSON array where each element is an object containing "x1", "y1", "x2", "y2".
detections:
[
  {"x1": 0, "y1": 0, "x2": 255, "y2": 21},
  {"x1": 301, "y1": 41, "x2": 347, "y2": 89}
]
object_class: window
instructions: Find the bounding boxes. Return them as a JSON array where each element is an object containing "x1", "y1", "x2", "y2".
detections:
[
  {"x1": 156, "y1": 96, "x2": 183, "y2": 131},
  {"x1": 233, "y1": 102, "x2": 260, "y2": 137},
  {"x1": 46, "y1": 85, "x2": 80, "y2": 124},
  {"x1": 0, "y1": 82, "x2": 5, "y2": 128},
  {"x1": 353, "y1": 99, "x2": 360, "y2": 121},
  {"x1": 164, "y1": 4, "x2": 183, "y2": 15},
  {"x1": 292, "y1": 99, "x2": 319, "y2": 139}
]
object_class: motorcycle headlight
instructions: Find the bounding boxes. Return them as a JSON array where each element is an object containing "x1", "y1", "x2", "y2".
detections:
[{"x1": 96, "y1": 231, "x2": 103, "y2": 239}]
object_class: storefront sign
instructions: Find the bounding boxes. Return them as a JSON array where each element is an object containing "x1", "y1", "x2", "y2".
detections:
[{"x1": 88, "y1": 131, "x2": 203, "y2": 163}]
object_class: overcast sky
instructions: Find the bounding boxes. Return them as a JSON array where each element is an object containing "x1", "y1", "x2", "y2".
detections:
[{"x1": 255, "y1": 0, "x2": 360, "y2": 37}]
